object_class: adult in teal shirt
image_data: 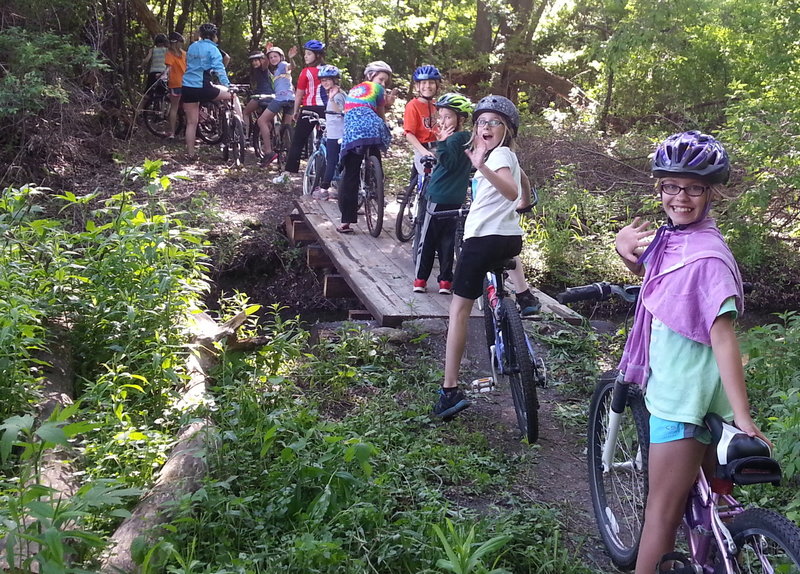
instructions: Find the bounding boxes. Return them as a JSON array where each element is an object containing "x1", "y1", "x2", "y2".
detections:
[{"x1": 181, "y1": 23, "x2": 242, "y2": 159}]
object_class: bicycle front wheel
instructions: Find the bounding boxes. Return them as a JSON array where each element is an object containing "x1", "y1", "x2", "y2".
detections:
[
  {"x1": 251, "y1": 115, "x2": 264, "y2": 159},
  {"x1": 198, "y1": 102, "x2": 222, "y2": 144},
  {"x1": 363, "y1": 154, "x2": 384, "y2": 237},
  {"x1": 587, "y1": 372, "x2": 649, "y2": 570},
  {"x1": 143, "y1": 95, "x2": 171, "y2": 137},
  {"x1": 275, "y1": 124, "x2": 292, "y2": 172},
  {"x1": 500, "y1": 297, "x2": 539, "y2": 443},
  {"x1": 231, "y1": 116, "x2": 246, "y2": 166},
  {"x1": 720, "y1": 508, "x2": 800, "y2": 573},
  {"x1": 396, "y1": 183, "x2": 416, "y2": 242},
  {"x1": 303, "y1": 149, "x2": 325, "y2": 195}
]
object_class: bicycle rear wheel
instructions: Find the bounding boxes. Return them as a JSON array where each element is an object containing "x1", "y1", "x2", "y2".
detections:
[
  {"x1": 720, "y1": 508, "x2": 800, "y2": 573},
  {"x1": 396, "y1": 183, "x2": 416, "y2": 242},
  {"x1": 303, "y1": 149, "x2": 325, "y2": 195},
  {"x1": 587, "y1": 372, "x2": 649, "y2": 570},
  {"x1": 499, "y1": 297, "x2": 539, "y2": 443},
  {"x1": 198, "y1": 102, "x2": 222, "y2": 144},
  {"x1": 363, "y1": 154, "x2": 385, "y2": 237},
  {"x1": 143, "y1": 95, "x2": 171, "y2": 137}
]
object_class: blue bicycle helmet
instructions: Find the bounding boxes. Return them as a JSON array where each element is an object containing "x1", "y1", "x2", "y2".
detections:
[
  {"x1": 318, "y1": 65, "x2": 341, "y2": 79},
  {"x1": 413, "y1": 65, "x2": 442, "y2": 82},
  {"x1": 303, "y1": 39, "x2": 326, "y2": 53},
  {"x1": 652, "y1": 131, "x2": 730, "y2": 184}
]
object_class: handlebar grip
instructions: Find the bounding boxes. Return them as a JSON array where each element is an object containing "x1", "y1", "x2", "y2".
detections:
[{"x1": 557, "y1": 283, "x2": 611, "y2": 304}]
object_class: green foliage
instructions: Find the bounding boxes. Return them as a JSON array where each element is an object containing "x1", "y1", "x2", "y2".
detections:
[
  {"x1": 433, "y1": 518, "x2": 511, "y2": 574},
  {"x1": 0, "y1": 27, "x2": 106, "y2": 121},
  {"x1": 740, "y1": 312, "x2": 800, "y2": 520}
]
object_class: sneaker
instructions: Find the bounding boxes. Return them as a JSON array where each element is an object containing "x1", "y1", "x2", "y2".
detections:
[
  {"x1": 516, "y1": 289, "x2": 541, "y2": 317},
  {"x1": 327, "y1": 190, "x2": 338, "y2": 201},
  {"x1": 260, "y1": 152, "x2": 278, "y2": 168},
  {"x1": 271, "y1": 171, "x2": 291, "y2": 184},
  {"x1": 433, "y1": 387, "x2": 471, "y2": 419},
  {"x1": 311, "y1": 186, "x2": 329, "y2": 200},
  {"x1": 438, "y1": 281, "x2": 453, "y2": 295},
  {"x1": 413, "y1": 279, "x2": 427, "y2": 293}
]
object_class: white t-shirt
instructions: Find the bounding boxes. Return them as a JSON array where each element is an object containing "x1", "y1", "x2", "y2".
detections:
[{"x1": 464, "y1": 146, "x2": 523, "y2": 239}]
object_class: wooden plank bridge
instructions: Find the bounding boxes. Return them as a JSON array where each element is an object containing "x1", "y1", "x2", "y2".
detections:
[{"x1": 289, "y1": 197, "x2": 582, "y2": 327}]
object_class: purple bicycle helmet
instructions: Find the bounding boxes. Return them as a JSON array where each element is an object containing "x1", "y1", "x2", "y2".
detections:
[
  {"x1": 304, "y1": 39, "x2": 325, "y2": 53},
  {"x1": 473, "y1": 94, "x2": 520, "y2": 136},
  {"x1": 652, "y1": 130, "x2": 730, "y2": 184},
  {"x1": 413, "y1": 65, "x2": 442, "y2": 82}
]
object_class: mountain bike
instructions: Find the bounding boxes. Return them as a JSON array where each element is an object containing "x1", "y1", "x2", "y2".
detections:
[
  {"x1": 249, "y1": 95, "x2": 293, "y2": 171},
  {"x1": 302, "y1": 111, "x2": 327, "y2": 195},
  {"x1": 557, "y1": 282, "x2": 800, "y2": 573},
  {"x1": 142, "y1": 78, "x2": 221, "y2": 144},
  {"x1": 359, "y1": 146, "x2": 385, "y2": 237},
  {"x1": 433, "y1": 206, "x2": 546, "y2": 443},
  {"x1": 396, "y1": 156, "x2": 437, "y2": 256},
  {"x1": 220, "y1": 86, "x2": 246, "y2": 167}
]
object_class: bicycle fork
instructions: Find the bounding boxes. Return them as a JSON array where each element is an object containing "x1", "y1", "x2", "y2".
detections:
[{"x1": 602, "y1": 376, "x2": 643, "y2": 473}]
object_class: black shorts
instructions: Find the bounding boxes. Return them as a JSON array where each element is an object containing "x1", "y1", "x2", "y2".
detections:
[
  {"x1": 453, "y1": 235, "x2": 523, "y2": 300},
  {"x1": 182, "y1": 84, "x2": 220, "y2": 104}
]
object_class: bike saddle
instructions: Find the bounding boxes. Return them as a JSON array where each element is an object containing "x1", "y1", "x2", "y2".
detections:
[{"x1": 705, "y1": 413, "x2": 782, "y2": 486}]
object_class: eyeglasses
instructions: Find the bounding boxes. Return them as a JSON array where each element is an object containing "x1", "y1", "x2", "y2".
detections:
[
  {"x1": 660, "y1": 183, "x2": 708, "y2": 197},
  {"x1": 476, "y1": 119, "x2": 503, "y2": 128}
]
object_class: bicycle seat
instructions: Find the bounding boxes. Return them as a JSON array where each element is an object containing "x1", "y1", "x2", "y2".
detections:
[{"x1": 705, "y1": 413, "x2": 781, "y2": 486}]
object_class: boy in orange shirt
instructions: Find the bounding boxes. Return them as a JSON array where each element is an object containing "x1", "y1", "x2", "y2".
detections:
[{"x1": 403, "y1": 65, "x2": 442, "y2": 185}]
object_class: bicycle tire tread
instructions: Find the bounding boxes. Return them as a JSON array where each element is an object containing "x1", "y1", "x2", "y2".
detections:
[{"x1": 500, "y1": 297, "x2": 539, "y2": 443}]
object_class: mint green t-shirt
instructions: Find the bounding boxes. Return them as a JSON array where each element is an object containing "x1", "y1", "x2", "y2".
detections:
[{"x1": 644, "y1": 297, "x2": 738, "y2": 426}]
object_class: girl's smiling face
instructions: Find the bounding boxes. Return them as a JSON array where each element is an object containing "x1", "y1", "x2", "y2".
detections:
[
  {"x1": 416, "y1": 79, "x2": 438, "y2": 99},
  {"x1": 320, "y1": 77, "x2": 336, "y2": 91},
  {"x1": 268, "y1": 51, "x2": 282, "y2": 66},
  {"x1": 474, "y1": 112, "x2": 507, "y2": 150},
  {"x1": 659, "y1": 176, "x2": 710, "y2": 225}
]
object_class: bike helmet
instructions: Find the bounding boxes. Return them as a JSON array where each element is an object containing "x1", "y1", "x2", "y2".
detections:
[
  {"x1": 318, "y1": 65, "x2": 341, "y2": 79},
  {"x1": 473, "y1": 94, "x2": 520, "y2": 136},
  {"x1": 364, "y1": 60, "x2": 392, "y2": 81},
  {"x1": 249, "y1": 51, "x2": 265, "y2": 60},
  {"x1": 168, "y1": 32, "x2": 184, "y2": 43},
  {"x1": 303, "y1": 39, "x2": 325, "y2": 53},
  {"x1": 434, "y1": 92, "x2": 473, "y2": 118},
  {"x1": 198, "y1": 23, "x2": 218, "y2": 39},
  {"x1": 413, "y1": 65, "x2": 442, "y2": 82},
  {"x1": 154, "y1": 33, "x2": 168, "y2": 45},
  {"x1": 266, "y1": 46, "x2": 285, "y2": 59},
  {"x1": 652, "y1": 130, "x2": 730, "y2": 184}
]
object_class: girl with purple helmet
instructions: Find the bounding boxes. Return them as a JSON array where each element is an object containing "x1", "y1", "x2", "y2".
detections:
[{"x1": 615, "y1": 130, "x2": 771, "y2": 574}]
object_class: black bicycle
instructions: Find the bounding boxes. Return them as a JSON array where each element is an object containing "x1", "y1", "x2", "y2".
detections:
[
  {"x1": 249, "y1": 95, "x2": 293, "y2": 171},
  {"x1": 396, "y1": 156, "x2": 437, "y2": 256},
  {"x1": 142, "y1": 78, "x2": 221, "y2": 144},
  {"x1": 220, "y1": 86, "x2": 246, "y2": 167},
  {"x1": 359, "y1": 146, "x2": 385, "y2": 237}
]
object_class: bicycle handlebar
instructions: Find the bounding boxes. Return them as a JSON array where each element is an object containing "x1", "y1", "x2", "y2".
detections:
[{"x1": 556, "y1": 282, "x2": 640, "y2": 304}]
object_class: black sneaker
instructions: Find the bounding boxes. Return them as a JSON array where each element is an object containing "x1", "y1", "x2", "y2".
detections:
[
  {"x1": 433, "y1": 387, "x2": 471, "y2": 419},
  {"x1": 516, "y1": 289, "x2": 541, "y2": 317}
]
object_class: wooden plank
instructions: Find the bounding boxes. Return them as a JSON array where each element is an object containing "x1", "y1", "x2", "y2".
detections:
[
  {"x1": 292, "y1": 197, "x2": 584, "y2": 326},
  {"x1": 285, "y1": 214, "x2": 315, "y2": 245},
  {"x1": 348, "y1": 309, "x2": 374, "y2": 321}
]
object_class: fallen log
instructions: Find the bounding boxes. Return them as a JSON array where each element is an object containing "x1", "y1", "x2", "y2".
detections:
[{"x1": 100, "y1": 310, "x2": 251, "y2": 573}]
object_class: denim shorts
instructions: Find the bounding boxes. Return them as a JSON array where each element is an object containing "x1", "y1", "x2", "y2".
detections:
[{"x1": 650, "y1": 414, "x2": 711, "y2": 445}]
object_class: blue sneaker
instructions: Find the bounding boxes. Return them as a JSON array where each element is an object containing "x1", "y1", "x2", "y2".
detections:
[
  {"x1": 516, "y1": 290, "x2": 541, "y2": 317},
  {"x1": 433, "y1": 387, "x2": 471, "y2": 419}
]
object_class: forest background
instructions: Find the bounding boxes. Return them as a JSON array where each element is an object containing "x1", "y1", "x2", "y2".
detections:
[{"x1": 1, "y1": 0, "x2": 800, "y2": 571}]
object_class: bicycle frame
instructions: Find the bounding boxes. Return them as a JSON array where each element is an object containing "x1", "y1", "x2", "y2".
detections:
[{"x1": 599, "y1": 385, "x2": 762, "y2": 574}]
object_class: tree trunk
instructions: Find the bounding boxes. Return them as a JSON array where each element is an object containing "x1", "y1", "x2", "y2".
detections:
[
  {"x1": 473, "y1": 0, "x2": 492, "y2": 53},
  {"x1": 128, "y1": 0, "x2": 164, "y2": 36},
  {"x1": 506, "y1": 61, "x2": 595, "y2": 107}
]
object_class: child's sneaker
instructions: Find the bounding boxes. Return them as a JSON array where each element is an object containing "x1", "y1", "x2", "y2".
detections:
[
  {"x1": 311, "y1": 187, "x2": 328, "y2": 200},
  {"x1": 327, "y1": 190, "x2": 338, "y2": 201},
  {"x1": 516, "y1": 289, "x2": 541, "y2": 317},
  {"x1": 413, "y1": 279, "x2": 427, "y2": 293},
  {"x1": 438, "y1": 281, "x2": 453, "y2": 295},
  {"x1": 433, "y1": 387, "x2": 471, "y2": 419}
]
